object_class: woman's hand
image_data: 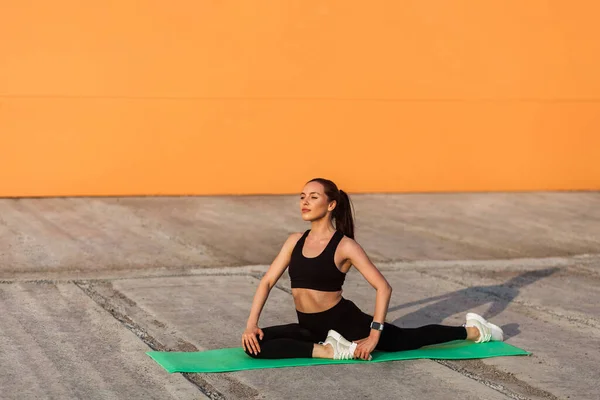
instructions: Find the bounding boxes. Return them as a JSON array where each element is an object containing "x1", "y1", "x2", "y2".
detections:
[
  {"x1": 242, "y1": 325, "x2": 264, "y2": 355},
  {"x1": 354, "y1": 333, "x2": 380, "y2": 360}
]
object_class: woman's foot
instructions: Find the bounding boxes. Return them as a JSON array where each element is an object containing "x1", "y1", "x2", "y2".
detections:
[
  {"x1": 312, "y1": 343, "x2": 335, "y2": 358},
  {"x1": 465, "y1": 313, "x2": 504, "y2": 343},
  {"x1": 323, "y1": 330, "x2": 358, "y2": 360}
]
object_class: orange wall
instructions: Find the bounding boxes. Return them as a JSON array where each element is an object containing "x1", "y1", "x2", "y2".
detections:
[{"x1": 1, "y1": 1, "x2": 599, "y2": 196}]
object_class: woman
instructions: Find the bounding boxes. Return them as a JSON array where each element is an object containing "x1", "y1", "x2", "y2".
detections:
[{"x1": 242, "y1": 178, "x2": 503, "y2": 361}]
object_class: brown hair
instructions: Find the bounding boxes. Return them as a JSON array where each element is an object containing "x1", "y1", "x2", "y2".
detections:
[{"x1": 307, "y1": 178, "x2": 355, "y2": 239}]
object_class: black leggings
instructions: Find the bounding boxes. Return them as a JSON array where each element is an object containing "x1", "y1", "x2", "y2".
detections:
[{"x1": 245, "y1": 297, "x2": 467, "y2": 359}]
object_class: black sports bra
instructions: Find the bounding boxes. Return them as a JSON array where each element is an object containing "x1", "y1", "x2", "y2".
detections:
[{"x1": 288, "y1": 230, "x2": 346, "y2": 292}]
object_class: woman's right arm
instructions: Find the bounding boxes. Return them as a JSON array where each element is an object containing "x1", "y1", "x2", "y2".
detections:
[{"x1": 242, "y1": 233, "x2": 302, "y2": 355}]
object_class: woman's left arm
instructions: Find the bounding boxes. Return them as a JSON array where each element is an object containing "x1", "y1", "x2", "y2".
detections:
[{"x1": 341, "y1": 238, "x2": 392, "y2": 360}]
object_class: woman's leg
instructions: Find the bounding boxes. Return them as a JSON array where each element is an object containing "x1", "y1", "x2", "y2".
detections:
[
  {"x1": 324, "y1": 299, "x2": 469, "y2": 352},
  {"x1": 244, "y1": 323, "x2": 318, "y2": 359},
  {"x1": 376, "y1": 323, "x2": 467, "y2": 352}
]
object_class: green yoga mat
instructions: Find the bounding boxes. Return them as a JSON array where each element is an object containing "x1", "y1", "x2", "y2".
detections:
[{"x1": 147, "y1": 341, "x2": 530, "y2": 373}]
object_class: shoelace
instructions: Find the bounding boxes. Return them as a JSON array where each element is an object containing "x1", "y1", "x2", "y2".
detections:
[
  {"x1": 333, "y1": 343, "x2": 354, "y2": 360},
  {"x1": 335, "y1": 350, "x2": 353, "y2": 360}
]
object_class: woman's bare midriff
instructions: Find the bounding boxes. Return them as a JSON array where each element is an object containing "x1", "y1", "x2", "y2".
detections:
[{"x1": 292, "y1": 288, "x2": 343, "y2": 313}]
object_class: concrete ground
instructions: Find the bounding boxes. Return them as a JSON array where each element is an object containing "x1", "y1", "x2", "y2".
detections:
[{"x1": 1, "y1": 192, "x2": 599, "y2": 399}]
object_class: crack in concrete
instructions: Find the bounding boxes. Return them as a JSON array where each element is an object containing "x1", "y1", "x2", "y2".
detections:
[
  {"x1": 74, "y1": 281, "x2": 228, "y2": 400},
  {"x1": 436, "y1": 359, "x2": 559, "y2": 400},
  {"x1": 0, "y1": 279, "x2": 69, "y2": 284}
]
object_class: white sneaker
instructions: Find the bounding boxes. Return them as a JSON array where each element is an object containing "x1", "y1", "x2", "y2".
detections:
[
  {"x1": 465, "y1": 313, "x2": 504, "y2": 343},
  {"x1": 323, "y1": 330, "x2": 357, "y2": 360}
]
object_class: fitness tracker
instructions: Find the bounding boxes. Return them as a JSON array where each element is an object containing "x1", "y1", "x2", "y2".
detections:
[{"x1": 370, "y1": 321, "x2": 384, "y2": 331}]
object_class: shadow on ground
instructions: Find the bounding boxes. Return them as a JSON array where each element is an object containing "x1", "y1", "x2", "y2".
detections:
[{"x1": 390, "y1": 267, "x2": 560, "y2": 338}]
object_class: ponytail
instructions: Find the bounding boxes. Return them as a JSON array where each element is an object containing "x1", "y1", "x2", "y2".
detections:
[
  {"x1": 334, "y1": 189, "x2": 355, "y2": 239},
  {"x1": 308, "y1": 178, "x2": 355, "y2": 239}
]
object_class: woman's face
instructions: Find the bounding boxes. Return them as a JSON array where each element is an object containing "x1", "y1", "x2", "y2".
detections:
[{"x1": 299, "y1": 181, "x2": 335, "y2": 222}]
